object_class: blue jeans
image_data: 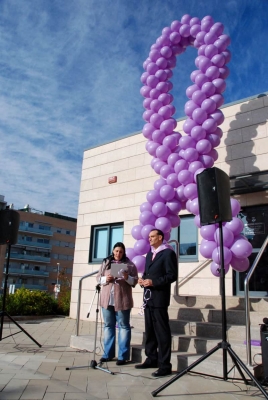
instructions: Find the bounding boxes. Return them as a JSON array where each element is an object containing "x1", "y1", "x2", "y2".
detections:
[{"x1": 102, "y1": 306, "x2": 131, "y2": 361}]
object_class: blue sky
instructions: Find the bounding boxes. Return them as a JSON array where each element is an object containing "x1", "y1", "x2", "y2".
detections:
[{"x1": 0, "y1": 0, "x2": 267, "y2": 217}]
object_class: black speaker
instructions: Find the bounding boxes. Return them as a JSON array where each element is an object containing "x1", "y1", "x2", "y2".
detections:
[
  {"x1": 197, "y1": 167, "x2": 232, "y2": 226},
  {"x1": 261, "y1": 324, "x2": 268, "y2": 378},
  {"x1": 0, "y1": 209, "x2": 20, "y2": 245}
]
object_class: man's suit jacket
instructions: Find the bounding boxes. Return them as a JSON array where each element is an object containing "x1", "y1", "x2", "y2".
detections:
[{"x1": 142, "y1": 248, "x2": 177, "y2": 308}]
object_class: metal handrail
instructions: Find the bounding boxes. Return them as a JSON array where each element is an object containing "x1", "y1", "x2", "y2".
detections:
[
  {"x1": 178, "y1": 259, "x2": 212, "y2": 290},
  {"x1": 76, "y1": 270, "x2": 99, "y2": 336},
  {"x1": 168, "y1": 240, "x2": 179, "y2": 295},
  {"x1": 244, "y1": 235, "x2": 268, "y2": 366}
]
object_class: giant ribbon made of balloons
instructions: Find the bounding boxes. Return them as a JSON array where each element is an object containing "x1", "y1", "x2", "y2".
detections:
[{"x1": 126, "y1": 15, "x2": 252, "y2": 276}]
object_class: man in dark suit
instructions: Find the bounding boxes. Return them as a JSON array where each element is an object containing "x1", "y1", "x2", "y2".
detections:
[{"x1": 135, "y1": 229, "x2": 177, "y2": 377}]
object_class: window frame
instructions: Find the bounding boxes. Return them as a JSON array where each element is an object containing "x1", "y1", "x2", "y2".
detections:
[
  {"x1": 90, "y1": 222, "x2": 124, "y2": 263},
  {"x1": 171, "y1": 214, "x2": 198, "y2": 262}
]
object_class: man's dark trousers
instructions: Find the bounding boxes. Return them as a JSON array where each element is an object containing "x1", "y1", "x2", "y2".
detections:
[{"x1": 144, "y1": 305, "x2": 172, "y2": 371}]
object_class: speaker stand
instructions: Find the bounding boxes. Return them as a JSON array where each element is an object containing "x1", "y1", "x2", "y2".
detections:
[
  {"x1": 0, "y1": 243, "x2": 41, "y2": 347},
  {"x1": 152, "y1": 222, "x2": 268, "y2": 398}
]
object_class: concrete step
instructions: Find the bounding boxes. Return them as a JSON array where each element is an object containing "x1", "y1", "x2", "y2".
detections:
[
  {"x1": 175, "y1": 335, "x2": 261, "y2": 359},
  {"x1": 169, "y1": 319, "x2": 260, "y2": 341},
  {"x1": 171, "y1": 295, "x2": 268, "y2": 312},
  {"x1": 130, "y1": 343, "x2": 256, "y2": 379},
  {"x1": 169, "y1": 306, "x2": 265, "y2": 325}
]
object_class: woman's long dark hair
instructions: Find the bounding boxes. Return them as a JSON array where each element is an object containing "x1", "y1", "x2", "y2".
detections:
[{"x1": 105, "y1": 242, "x2": 128, "y2": 267}]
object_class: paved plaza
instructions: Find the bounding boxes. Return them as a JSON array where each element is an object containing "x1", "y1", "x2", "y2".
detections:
[{"x1": 0, "y1": 316, "x2": 266, "y2": 399}]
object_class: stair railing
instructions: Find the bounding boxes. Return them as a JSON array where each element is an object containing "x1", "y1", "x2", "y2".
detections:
[
  {"x1": 177, "y1": 259, "x2": 212, "y2": 293},
  {"x1": 75, "y1": 270, "x2": 99, "y2": 336},
  {"x1": 244, "y1": 235, "x2": 268, "y2": 366}
]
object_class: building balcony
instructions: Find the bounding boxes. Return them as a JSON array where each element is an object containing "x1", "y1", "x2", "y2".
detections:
[
  {"x1": 8, "y1": 253, "x2": 50, "y2": 263},
  {"x1": 15, "y1": 239, "x2": 52, "y2": 250},
  {"x1": 10, "y1": 284, "x2": 47, "y2": 291},
  {"x1": 19, "y1": 226, "x2": 53, "y2": 236},
  {"x1": 4, "y1": 268, "x2": 49, "y2": 277}
]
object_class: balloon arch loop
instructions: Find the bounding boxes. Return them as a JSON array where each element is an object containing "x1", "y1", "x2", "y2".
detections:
[{"x1": 126, "y1": 14, "x2": 252, "y2": 276}]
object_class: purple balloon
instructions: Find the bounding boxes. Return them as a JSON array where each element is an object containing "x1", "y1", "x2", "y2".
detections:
[
  {"x1": 196, "y1": 139, "x2": 212, "y2": 154},
  {"x1": 190, "y1": 125, "x2": 206, "y2": 141},
  {"x1": 231, "y1": 238, "x2": 253, "y2": 259},
  {"x1": 160, "y1": 184, "x2": 175, "y2": 201},
  {"x1": 200, "y1": 224, "x2": 216, "y2": 240},
  {"x1": 211, "y1": 262, "x2": 230, "y2": 277},
  {"x1": 139, "y1": 211, "x2": 156, "y2": 226},
  {"x1": 126, "y1": 247, "x2": 137, "y2": 260},
  {"x1": 214, "y1": 226, "x2": 234, "y2": 248},
  {"x1": 152, "y1": 201, "x2": 168, "y2": 217},
  {"x1": 152, "y1": 129, "x2": 165, "y2": 143},
  {"x1": 194, "y1": 214, "x2": 201, "y2": 228},
  {"x1": 132, "y1": 255, "x2": 146, "y2": 273},
  {"x1": 167, "y1": 153, "x2": 181, "y2": 166},
  {"x1": 153, "y1": 160, "x2": 166, "y2": 174},
  {"x1": 189, "y1": 196, "x2": 199, "y2": 214},
  {"x1": 230, "y1": 255, "x2": 250, "y2": 272},
  {"x1": 183, "y1": 147, "x2": 199, "y2": 163},
  {"x1": 154, "y1": 178, "x2": 167, "y2": 191},
  {"x1": 179, "y1": 135, "x2": 196, "y2": 150},
  {"x1": 225, "y1": 217, "x2": 244, "y2": 236},
  {"x1": 166, "y1": 198, "x2": 182, "y2": 213},
  {"x1": 160, "y1": 164, "x2": 174, "y2": 179},
  {"x1": 174, "y1": 159, "x2": 189, "y2": 174},
  {"x1": 146, "y1": 189, "x2": 162, "y2": 205},
  {"x1": 131, "y1": 225, "x2": 143, "y2": 240},
  {"x1": 167, "y1": 172, "x2": 180, "y2": 188},
  {"x1": 184, "y1": 183, "x2": 198, "y2": 200},
  {"x1": 155, "y1": 216, "x2": 172, "y2": 232},
  {"x1": 176, "y1": 185, "x2": 187, "y2": 202},
  {"x1": 134, "y1": 239, "x2": 150, "y2": 255},
  {"x1": 168, "y1": 212, "x2": 180, "y2": 228},
  {"x1": 141, "y1": 224, "x2": 156, "y2": 240},
  {"x1": 140, "y1": 202, "x2": 152, "y2": 212},
  {"x1": 188, "y1": 160, "x2": 204, "y2": 174},
  {"x1": 156, "y1": 145, "x2": 172, "y2": 161},
  {"x1": 163, "y1": 135, "x2": 178, "y2": 150},
  {"x1": 231, "y1": 198, "x2": 241, "y2": 217},
  {"x1": 178, "y1": 169, "x2": 194, "y2": 186},
  {"x1": 200, "y1": 240, "x2": 217, "y2": 258},
  {"x1": 192, "y1": 108, "x2": 207, "y2": 124},
  {"x1": 212, "y1": 246, "x2": 232, "y2": 266}
]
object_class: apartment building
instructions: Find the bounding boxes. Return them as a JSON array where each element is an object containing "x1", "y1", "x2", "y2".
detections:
[{"x1": 0, "y1": 204, "x2": 77, "y2": 294}]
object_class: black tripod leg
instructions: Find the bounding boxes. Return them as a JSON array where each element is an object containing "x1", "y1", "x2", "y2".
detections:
[
  {"x1": 152, "y1": 343, "x2": 221, "y2": 397},
  {"x1": 0, "y1": 311, "x2": 41, "y2": 347},
  {"x1": 226, "y1": 346, "x2": 249, "y2": 385},
  {"x1": 227, "y1": 346, "x2": 268, "y2": 399}
]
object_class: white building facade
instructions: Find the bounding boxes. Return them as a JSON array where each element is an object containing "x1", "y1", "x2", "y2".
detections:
[{"x1": 70, "y1": 93, "x2": 268, "y2": 321}]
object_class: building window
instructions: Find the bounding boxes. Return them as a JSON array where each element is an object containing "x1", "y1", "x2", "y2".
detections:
[
  {"x1": 39, "y1": 224, "x2": 51, "y2": 231},
  {"x1": 90, "y1": 223, "x2": 123, "y2": 262},
  {"x1": 170, "y1": 215, "x2": 198, "y2": 262}
]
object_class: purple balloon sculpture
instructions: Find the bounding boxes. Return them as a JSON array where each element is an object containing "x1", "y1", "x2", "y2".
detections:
[{"x1": 128, "y1": 14, "x2": 252, "y2": 275}]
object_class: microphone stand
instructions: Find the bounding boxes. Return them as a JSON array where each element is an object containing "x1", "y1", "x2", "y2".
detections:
[{"x1": 66, "y1": 284, "x2": 114, "y2": 374}]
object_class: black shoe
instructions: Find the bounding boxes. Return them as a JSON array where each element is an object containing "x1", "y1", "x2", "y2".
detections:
[
  {"x1": 135, "y1": 360, "x2": 158, "y2": 369},
  {"x1": 99, "y1": 357, "x2": 112, "y2": 363},
  {"x1": 151, "y1": 368, "x2": 172, "y2": 378},
  {"x1": 116, "y1": 360, "x2": 126, "y2": 365}
]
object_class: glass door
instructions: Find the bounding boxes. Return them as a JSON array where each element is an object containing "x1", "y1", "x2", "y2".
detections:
[{"x1": 235, "y1": 204, "x2": 268, "y2": 297}]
